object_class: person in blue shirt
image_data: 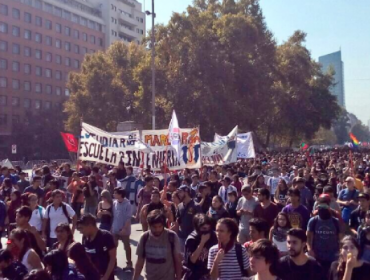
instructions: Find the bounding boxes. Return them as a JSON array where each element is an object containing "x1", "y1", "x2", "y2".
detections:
[{"x1": 337, "y1": 177, "x2": 359, "y2": 224}]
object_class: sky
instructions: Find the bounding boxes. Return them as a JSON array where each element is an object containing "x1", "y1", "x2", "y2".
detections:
[{"x1": 144, "y1": 0, "x2": 370, "y2": 125}]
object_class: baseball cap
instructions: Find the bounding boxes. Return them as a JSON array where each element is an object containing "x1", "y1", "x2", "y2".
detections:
[
  {"x1": 358, "y1": 193, "x2": 370, "y2": 200},
  {"x1": 178, "y1": 185, "x2": 191, "y2": 193}
]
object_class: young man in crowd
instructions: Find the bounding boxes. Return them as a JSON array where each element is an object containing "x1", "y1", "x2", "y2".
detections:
[
  {"x1": 282, "y1": 188, "x2": 310, "y2": 229},
  {"x1": 133, "y1": 209, "x2": 182, "y2": 280},
  {"x1": 267, "y1": 167, "x2": 281, "y2": 199},
  {"x1": 190, "y1": 174, "x2": 200, "y2": 194},
  {"x1": 195, "y1": 182, "x2": 212, "y2": 214},
  {"x1": 140, "y1": 190, "x2": 170, "y2": 231},
  {"x1": 253, "y1": 188, "x2": 279, "y2": 228},
  {"x1": 278, "y1": 228, "x2": 325, "y2": 280},
  {"x1": 218, "y1": 177, "x2": 237, "y2": 203},
  {"x1": 24, "y1": 176, "x2": 45, "y2": 206},
  {"x1": 112, "y1": 187, "x2": 132, "y2": 271},
  {"x1": 16, "y1": 171, "x2": 30, "y2": 193},
  {"x1": 209, "y1": 170, "x2": 222, "y2": 197},
  {"x1": 67, "y1": 172, "x2": 85, "y2": 219},
  {"x1": 77, "y1": 214, "x2": 116, "y2": 280},
  {"x1": 42, "y1": 189, "x2": 76, "y2": 247},
  {"x1": 349, "y1": 192, "x2": 370, "y2": 235},
  {"x1": 244, "y1": 218, "x2": 269, "y2": 250},
  {"x1": 337, "y1": 176, "x2": 359, "y2": 223},
  {"x1": 292, "y1": 177, "x2": 313, "y2": 210},
  {"x1": 236, "y1": 186, "x2": 258, "y2": 243}
]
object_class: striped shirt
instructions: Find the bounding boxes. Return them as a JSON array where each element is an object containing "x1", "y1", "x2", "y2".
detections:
[{"x1": 207, "y1": 244, "x2": 250, "y2": 280}]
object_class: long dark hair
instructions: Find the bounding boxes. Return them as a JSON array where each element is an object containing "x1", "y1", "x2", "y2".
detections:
[
  {"x1": 55, "y1": 223, "x2": 74, "y2": 252},
  {"x1": 252, "y1": 175, "x2": 266, "y2": 191},
  {"x1": 43, "y1": 249, "x2": 68, "y2": 280},
  {"x1": 337, "y1": 236, "x2": 363, "y2": 280},
  {"x1": 10, "y1": 229, "x2": 31, "y2": 262},
  {"x1": 8, "y1": 190, "x2": 22, "y2": 212},
  {"x1": 217, "y1": 218, "x2": 239, "y2": 253},
  {"x1": 212, "y1": 195, "x2": 224, "y2": 210},
  {"x1": 272, "y1": 212, "x2": 292, "y2": 230},
  {"x1": 69, "y1": 243, "x2": 100, "y2": 279}
]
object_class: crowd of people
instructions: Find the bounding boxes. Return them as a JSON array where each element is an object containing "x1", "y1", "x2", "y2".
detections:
[{"x1": 0, "y1": 150, "x2": 370, "y2": 280}]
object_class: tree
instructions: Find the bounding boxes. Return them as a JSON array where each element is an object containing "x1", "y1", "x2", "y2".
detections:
[
  {"x1": 333, "y1": 109, "x2": 351, "y2": 144},
  {"x1": 351, "y1": 122, "x2": 370, "y2": 142},
  {"x1": 311, "y1": 127, "x2": 338, "y2": 145}
]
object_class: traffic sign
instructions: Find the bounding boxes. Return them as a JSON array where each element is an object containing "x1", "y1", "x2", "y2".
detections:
[{"x1": 11, "y1": 144, "x2": 17, "y2": 154}]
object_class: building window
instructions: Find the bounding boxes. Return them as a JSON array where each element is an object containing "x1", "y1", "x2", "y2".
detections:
[
  {"x1": 72, "y1": 14, "x2": 79, "y2": 23},
  {"x1": 74, "y1": 45, "x2": 79, "y2": 54},
  {"x1": 0, "y1": 40, "x2": 7, "y2": 51},
  {"x1": 46, "y1": 36, "x2": 52, "y2": 46},
  {"x1": 35, "y1": 16, "x2": 42, "y2": 26},
  {"x1": 12, "y1": 43, "x2": 20, "y2": 54},
  {"x1": 99, "y1": 38, "x2": 103, "y2": 47},
  {"x1": 35, "y1": 33, "x2": 42, "y2": 43},
  {"x1": 24, "y1": 12, "x2": 32, "y2": 23},
  {"x1": 35, "y1": 66, "x2": 42, "y2": 76},
  {"x1": 24, "y1": 99, "x2": 31, "y2": 108},
  {"x1": 46, "y1": 52, "x2": 52, "y2": 62},
  {"x1": 24, "y1": 29, "x2": 32, "y2": 40},
  {"x1": 45, "y1": 68, "x2": 52, "y2": 78},
  {"x1": 24, "y1": 81, "x2": 31, "y2": 91},
  {"x1": 0, "y1": 4, "x2": 8, "y2": 16},
  {"x1": 34, "y1": 0, "x2": 42, "y2": 9},
  {"x1": 73, "y1": 30, "x2": 79, "y2": 39},
  {"x1": 12, "y1": 26, "x2": 20, "y2": 37},
  {"x1": 0, "y1": 22, "x2": 8, "y2": 33},
  {"x1": 12, "y1": 97, "x2": 20, "y2": 107},
  {"x1": 45, "y1": 20, "x2": 52, "y2": 30},
  {"x1": 12, "y1": 61, "x2": 20, "y2": 72},
  {"x1": 65, "y1": 57, "x2": 71, "y2": 67},
  {"x1": 46, "y1": 85, "x2": 52, "y2": 94},
  {"x1": 0, "y1": 114, "x2": 7, "y2": 125},
  {"x1": 90, "y1": 35, "x2": 95, "y2": 44},
  {"x1": 35, "y1": 83, "x2": 42, "y2": 93},
  {"x1": 24, "y1": 64, "x2": 31, "y2": 74},
  {"x1": 12, "y1": 79, "x2": 20, "y2": 90},
  {"x1": 12, "y1": 115, "x2": 19, "y2": 124},
  {"x1": 74, "y1": 60, "x2": 80, "y2": 69},
  {"x1": 82, "y1": 33, "x2": 88, "y2": 42},
  {"x1": 44, "y1": 3, "x2": 52, "y2": 13},
  {"x1": 54, "y1": 7, "x2": 62, "y2": 17},
  {"x1": 56, "y1": 87, "x2": 61, "y2": 95},
  {"x1": 45, "y1": 101, "x2": 51, "y2": 109},
  {"x1": 88, "y1": 20, "x2": 95, "y2": 29},
  {"x1": 56, "y1": 23, "x2": 61, "y2": 33},
  {"x1": 56, "y1": 39, "x2": 61, "y2": 49},
  {"x1": 0, "y1": 59, "x2": 7, "y2": 70},
  {"x1": 63, "y1": 10, "x2": 71, "y2": 20},
  {"x1": 0, "y1": 95, "x2": 7, "y2": 106},
  {"x1": 24, "y1": 47, "x2": 31, "y2": 57},
  {"x1": 65, "y1": 26, "x2": 71, "y2": 36},
  {"x1": 56, "y1": 55, "x2": 62, "y2": 64},
  {"x1": 34, "y1": 100, "x2": 41, "y2": 109},
  {"x1": 80, "y1": 17, "x2": 87, "y2": 26},
  {"x1": 0, "y1": 77, "x2": 7, "y2": 87},
  {"x1": 35, "y1": 49, "x2": 42, "y2": 60},
  {"x1": 12, "y1": 8, "x2": 20, "y2": 19},
  {"x1": 65, "y1": 88, "x2": 70, "y2": 96},
  {"x1": 55, "y1": 71, "x2": 62, "y2": 80},
  {"x1": 64, "y1": 42, "x2": 71, "y2": 51},
  {"x1": 82, "y1": 47, "x2": 88, "y2": 54}
]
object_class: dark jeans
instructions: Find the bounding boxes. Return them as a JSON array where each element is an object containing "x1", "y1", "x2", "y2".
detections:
[{"x1": 71, "y1": 202, "x2": 83, "y2": 218}]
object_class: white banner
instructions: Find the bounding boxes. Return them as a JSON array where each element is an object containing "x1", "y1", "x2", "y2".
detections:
[
  {"x1": 79, "y1": 123, "x2": 151, "y2": 166},
  {"x1": 202, "y1": 126, "x2": 238, "y2": 166},
  {"x1": 141, "y1": 128, "x2": 201, "y2": 171},
  {"x1": 237, "y1": 132, "x2": 255, "y2": 158}
]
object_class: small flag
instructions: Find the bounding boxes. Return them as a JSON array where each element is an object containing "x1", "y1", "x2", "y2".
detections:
[
  {"x1": 349, "y1": 133, "x2": 359, "y2": 146},
  {"x1": 301, "y1": 142, "x2": 309, "y2": 151},
  {"x1": 60, "y1": 132, "x2": 78, "y2": 153},
  {"x1": 168, "y1": 110, "x2": 181, "y2": 159}
]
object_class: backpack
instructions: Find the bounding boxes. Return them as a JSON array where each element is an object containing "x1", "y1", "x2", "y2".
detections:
[
  {"x1": 235, "y1": 243, "x2": 248, "y2": 277},
  {"x1": 141, "y1": 230, "x2": 175, "y2": 263},
  {"x1": 37, "y1": 206, "x2": 43, "y2": 220},
  {"x1": 311, "y1": 215, "x2": 340, "y2": 236},
  {"x1": 45, "y1": 203, "x2": 71, "y2": 239}
]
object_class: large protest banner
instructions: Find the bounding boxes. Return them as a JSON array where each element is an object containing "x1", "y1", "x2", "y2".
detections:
[
  {"x1": 141, "y1": 128, "x2": 201, "y2": 170},
  {"x1": 202, "y1": 126, "x2": 238, "y2": 166},
  {"x1": 79, "y1": 122, "x2": 152, "y2": 166},
  {"x1": 237, "y1": 132, "x2": 256, "y2": 158}
]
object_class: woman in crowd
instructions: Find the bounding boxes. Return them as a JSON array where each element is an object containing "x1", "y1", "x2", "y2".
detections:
[
  {"x1": 83, "y1": 176, "x2": 99, "y2": 215},
  {"x1": 207, "y1": 195, "x2": 229, "y2": 225},
  {"x1": 247, "y1": 239, "x2": 281, "y2": 280},
  {"x1": 269, "y1": 212, "x2": 291, "y2": 256},
  {"x1": 357, "y1": 210, "x2": 370, "y2": 262},
  {"x1": 329, "y1": 235, "x2": 370, "y2": 280},
  {"x1": 7, "y1": 190, "x2": 22, "y2": 230},
  {"x1": 44, "y1": 249, "x2": 85, "y2": 280},
  {"x1": 252, "y1": 175, "x2": 268, "y2": 193},
  {"x1": 1, "y1": 178, "x2": 13, "y2": 202},
  {"x1": 69, "y1": 243, "x2": 100, "y2": 280},
  {"x1": 226, "y1": 191, "x2": 239, "y2": 221},
  {"x1": 274, "y1": 179, "x2": 289, "y2": 208},
  {"x1": 51, "y1": 223, "x2": 75, "y2": 254},
  {"x1": 28, "y1": 193, "x2": 45, "y2": 234},
  {"x1": 9, "y1": 229, "x2": 43, "y2": 272},
  {"x1": 97, "y1": 190, "x2": 113, "y2": 231}
]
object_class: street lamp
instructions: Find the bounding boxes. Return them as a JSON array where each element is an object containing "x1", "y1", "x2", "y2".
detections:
[{"x1": 146, "y1": 1, "x2": 156, "y2": 130}]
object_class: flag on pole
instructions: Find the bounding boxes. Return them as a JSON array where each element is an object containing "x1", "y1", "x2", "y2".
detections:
[
  {"x1": 349, "y1": 133, "x2": 360, "y2": 147},
  {"x1": 60, "y1": 132, "x2": 78, "y2": 153},
  {"x1": 301, "y1": 142, "x2": 309, "y2": 151},
  {"x1": 168, "y1": 110, "x2": 181, "y2": 159}
]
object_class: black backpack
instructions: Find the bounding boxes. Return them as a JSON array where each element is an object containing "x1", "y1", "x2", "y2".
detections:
[
  {"x1": 45, "y1": 203, "x2": 72, "y2": 239},
  {"x1": 235, "y1": 243, "x2": 248, "y2": 277}
]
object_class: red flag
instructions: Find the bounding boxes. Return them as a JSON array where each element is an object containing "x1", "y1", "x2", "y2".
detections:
[{"x1": 60, "y1": 132, "x2": 78, "y2": 153}]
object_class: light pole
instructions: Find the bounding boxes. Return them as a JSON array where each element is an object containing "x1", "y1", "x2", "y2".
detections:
[{"x1": 146, "y1": 1, "x2": 156, "y2": 130}]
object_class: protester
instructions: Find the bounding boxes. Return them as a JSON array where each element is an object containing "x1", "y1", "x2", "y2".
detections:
[
  {"x1": 218, "y1": 177, "x2": 237, "y2": 204},
  {"x1": 357, "y1": 210, "x2": 370, "y2": 262},
  {"x1": 269, "y1": 212, "x2": 291, "y2": 255},
  {"x1": 282, "y1": 188, "x2": 310, "y2": 229},
  {"x1": 278, "y1": 228, "x2": 325, "y2": 280},
  {"x1": 112, "y1": 187, "x2": 132, "y2": 271},
  {"x1": 24, "y1": 176, "x2": 45, "y2": 206},
  {"x1": 292, "y1": 177, "x2": 313, "y2": 210},
  {"x1": 97, "y1": 190, "x2": 113, "y2": 231},
  {"x1": 133, "y1": 209, "x2": 182, "y2": 280},
  {"x1": 51, "y1": 222, "x2": 75, "y2": 253},
  {"x1": 274, "y1": 179, "x2": 289, "y2": 208},
  {"x1": 140, "y1": 190, "x2": 168, "y2": 231},
  {"x1": 254, "y1": 188, "x2": 280, "y2": 228},
  {"x1": 245, "y1": 218, "x2": 270, "y2": 250},
  {"x1": 68, "y1": 243, "x2": 100, "y2": 280},
  {"x1": 82, "y1": 176, "x2": 99, "y2": 215},
  {"x1": 226, "y1": 191, "x2": 239, "y2": 221},
  {"x1": 28, "y1": 193, "x2": 45, "y2": 233},
  {"x1": 7, "y1": 190, "x2": 22, "y2": 230},
  {"x1": 77, "y1": 214, "x2": 116, "y2": 280},
  {"x1": 17, "y1": 172, "x2": 30, "y2": 193},
  {"x1": 349, "y1": 192, "x2": 369, "y2": 236},
  {"x1": 337, "y1": 177, "x2": 359, "y2": 224},
  {"x1": 237, "y1": 186, "x2": 258, "y2": 243},
  {"x1": 67, "y1": 173, "x2": 84, "y2": 219},
  {"x1": 329, "y1": 235, "x2": 370, "y2": 280},
  {"x1": 207, "y1": 195, "x2": 229, "y2": 224},
  {"x1": 196, "y1": 182, "x2": 213, "y2": 214},
  {"x1": 0, "y1": 249, "x2": 28, "y2": 280}
]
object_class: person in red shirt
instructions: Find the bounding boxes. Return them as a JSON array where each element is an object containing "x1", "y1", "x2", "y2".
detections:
[
  {"x1": 253, "y1": 188, "x2": 280, "y2": 228},
  {"x1": 244, "y1": 218, "x2": 269, "y2": 252},
  {"x1": 67, "y1": 172, "x2": 85, "y2": 218}
]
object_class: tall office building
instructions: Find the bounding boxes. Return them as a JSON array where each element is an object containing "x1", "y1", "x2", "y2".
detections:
[{"x1": 319, "y1": 50, "x2": 345, "y2": 108}]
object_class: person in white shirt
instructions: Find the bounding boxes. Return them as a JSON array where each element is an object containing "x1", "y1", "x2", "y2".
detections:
[
  {"x1": 218, "y1": 177, "x2": 237, "y2": 203},
  {"x1": 28, "y1": 193, "x2": 45, "y2": 233},
  {"x1": 236, "y1": 186, "x2": 258, "y2": 243},
  {"x1": 42, "y1": 189, "x2": 76, "y2": 247},
  {"x1": 267, "y1": 168, "x2": 281, "y2": 199}
]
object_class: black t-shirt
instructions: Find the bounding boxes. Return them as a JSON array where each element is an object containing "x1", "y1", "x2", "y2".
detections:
[
  {"x1": 349, "y1": 207, "x2": 367, "y2": 230},
  {"x1": 195, "y1": 195, "x2": 212, "y2": 214},
  {"x1": 176, "y1": 200, "x2": 202, "y2": 238},
  {"x1": 329, "y1": 261, "x2": 370, "y2": 280},
  {"x1": 184, "y1": 231, "x2": 218, "y2": 280},
  {"x1": 278, "y1": 255, "x2": 326, "y2": 280},
  {"x1": 23, "y1": 186, "x2": 45, "y2": 199},
  {"x1": 82, "y1": 229, "x2": 116, "y2": 280},
  {"x1": 61, "y1": 169, "x2": 75, "y2": 178}
]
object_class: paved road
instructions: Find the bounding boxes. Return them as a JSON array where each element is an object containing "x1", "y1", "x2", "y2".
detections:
[{"x1": 2, "y1": 223, "x2": 145, "y2": 280}]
